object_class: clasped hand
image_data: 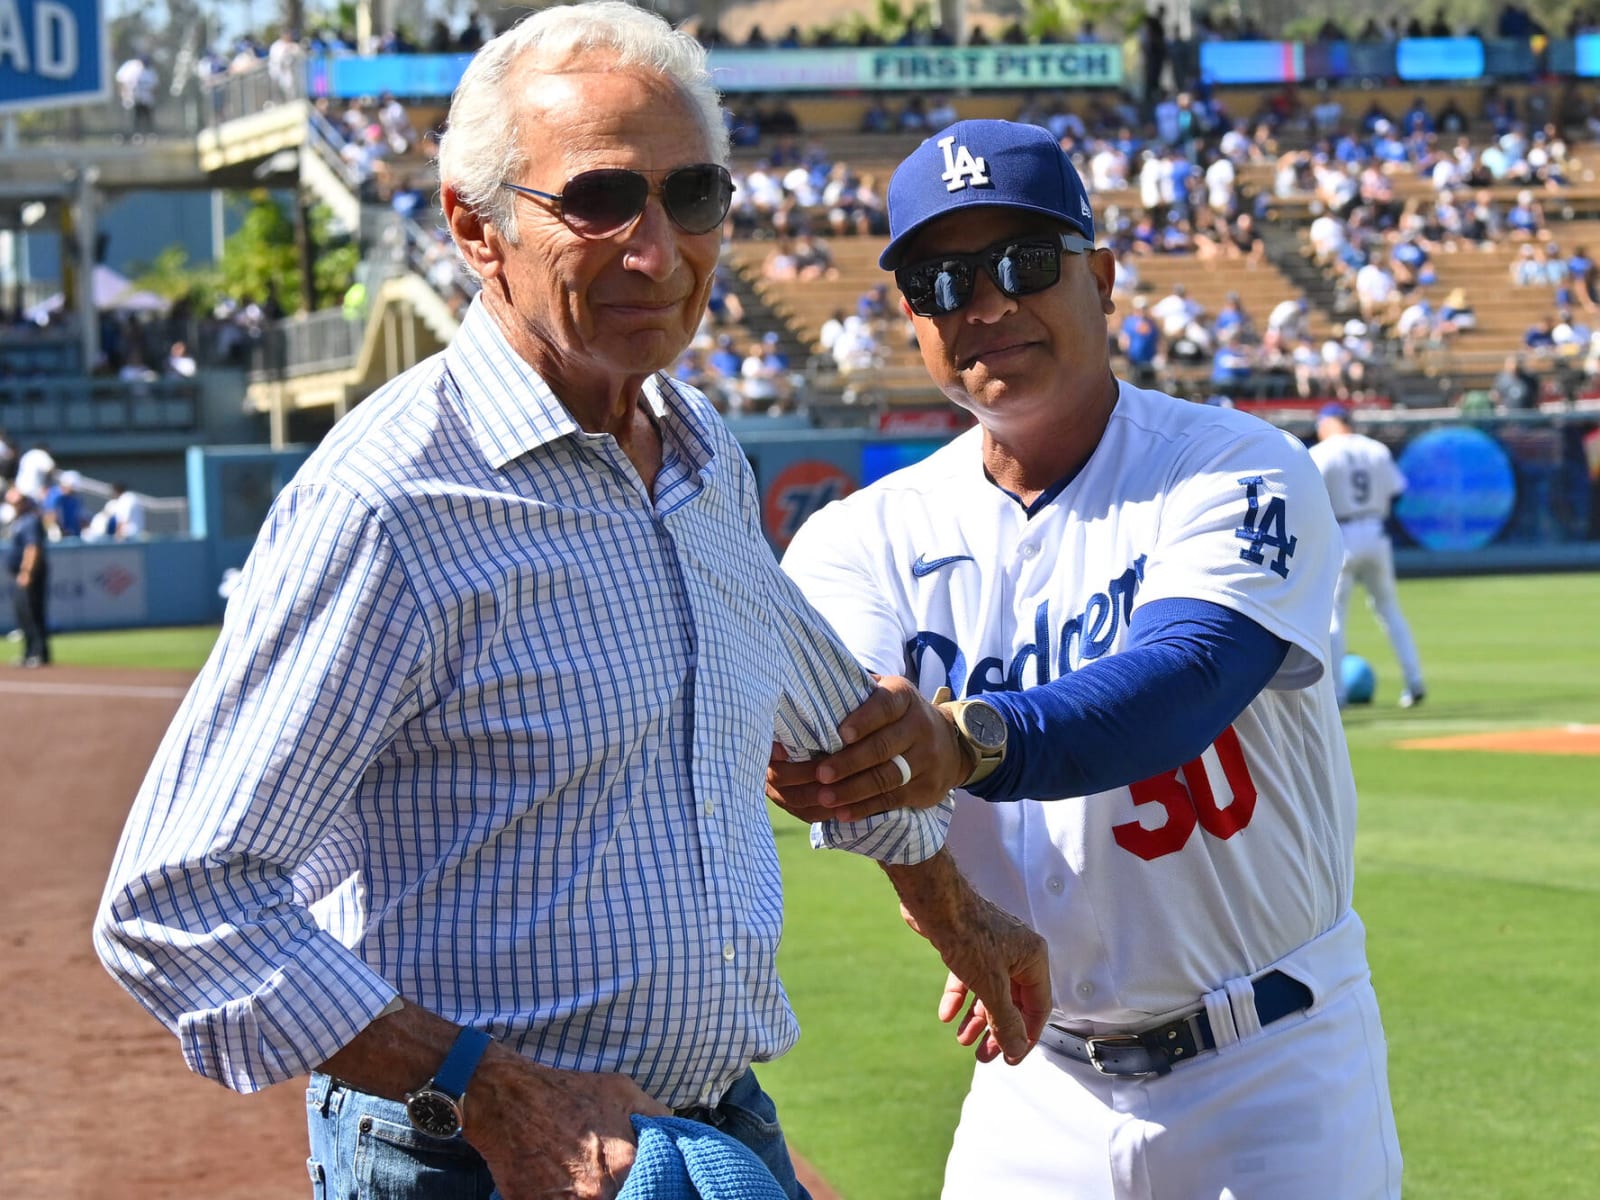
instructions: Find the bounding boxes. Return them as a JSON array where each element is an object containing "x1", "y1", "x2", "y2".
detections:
[{"x1": 765, "y1": 674, "x2": 970, "y2": 824}]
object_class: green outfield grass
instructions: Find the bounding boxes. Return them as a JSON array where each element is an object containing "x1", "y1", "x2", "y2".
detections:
[
  {"x1": 49, "y1": 624, "x2": 222, "y2": 670},
  {"x1": 49, "y1": 574, "x2": 1600, "y2": 1196}
]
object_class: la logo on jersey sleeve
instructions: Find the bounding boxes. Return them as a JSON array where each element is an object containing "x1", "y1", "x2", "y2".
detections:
[{"x1": 1233, "y1": 475, "x2": 1298, "y2": 579}]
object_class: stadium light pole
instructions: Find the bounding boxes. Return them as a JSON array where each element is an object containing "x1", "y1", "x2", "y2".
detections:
[{"x1": 74, "y1": 166, "x2": 102, "y2": 373}]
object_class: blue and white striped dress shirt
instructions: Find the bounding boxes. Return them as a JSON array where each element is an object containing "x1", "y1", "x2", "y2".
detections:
[{"x1": 94, "y1": 298, "x2": 951, "y2": 1110}]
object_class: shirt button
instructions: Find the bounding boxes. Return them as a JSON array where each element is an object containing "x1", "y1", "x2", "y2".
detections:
[
  {"x1": 704, "y1": 800, "x2": 716, "y2": 817},
  {"x1": 1046, "y1": 876, "x2": 1065, "y2": 893},
  {"x1": 722, "y1": 942, "x2": 736, "y2": 962},
  {"x1": 1021, "y1": 543, "x2": 1039, "y2": 559},
  {"x1": 1077, "y1": 981, "x2": 1095, "y2": 998}
]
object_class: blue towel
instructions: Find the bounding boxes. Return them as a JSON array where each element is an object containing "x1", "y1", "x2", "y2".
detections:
[
  {"x1": 488, "y1": 1114, "x2": 789, "y2": 1200},
  {"x1": 618, "y1": 1114, "x2": 790, "y2": 1200}
]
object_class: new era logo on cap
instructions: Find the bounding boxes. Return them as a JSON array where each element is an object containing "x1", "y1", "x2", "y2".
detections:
[{"x1": 880, "y1": 120, "x2": 1097, "y2": 269}]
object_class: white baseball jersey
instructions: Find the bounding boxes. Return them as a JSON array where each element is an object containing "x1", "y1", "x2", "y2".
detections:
[
  {"x1": 1309, "y1": 431, "x2": 1406, "y2": 524},
  {"x1": 786, "y1": 382, "x2": 1360, "y2": 1025}
]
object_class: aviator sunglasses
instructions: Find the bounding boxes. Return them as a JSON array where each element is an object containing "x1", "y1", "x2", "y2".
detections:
[
  {"x1": 895, "y1": 231, "x2": 1096, "y2": 317},
  {"x1": 501, "y1": 163, "x2": 734, "y2": 239}
]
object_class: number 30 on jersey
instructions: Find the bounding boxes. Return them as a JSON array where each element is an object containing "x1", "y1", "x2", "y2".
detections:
[{"x1": 1113, "y1": 727, "x2": 1259, "y2": 861}]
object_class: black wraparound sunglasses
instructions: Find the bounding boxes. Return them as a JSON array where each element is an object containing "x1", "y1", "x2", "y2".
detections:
[
  {"x1": 895, "y1": 231, "x2": 1096, "y2": 317},
  {"x1": 501, "y1": 163, "x2": 734, "y2": 239}
]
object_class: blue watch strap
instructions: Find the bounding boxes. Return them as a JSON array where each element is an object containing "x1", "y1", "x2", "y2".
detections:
[{"x1": 432, "y1": 1026, "x2": 492, "y2": 1100}]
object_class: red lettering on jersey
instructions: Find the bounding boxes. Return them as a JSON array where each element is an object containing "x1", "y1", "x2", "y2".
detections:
[{"x1": 1113, "y1": 726, "x2": 1260, "y2": 861}]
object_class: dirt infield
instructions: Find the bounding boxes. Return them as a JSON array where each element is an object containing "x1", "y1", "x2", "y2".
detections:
[
  {"x1": 0, "y1": 665, "x2": 839, "y2": 1200},
  {"x1": 1396, "y1": 724, "x2": 1600, "y2": 756}
]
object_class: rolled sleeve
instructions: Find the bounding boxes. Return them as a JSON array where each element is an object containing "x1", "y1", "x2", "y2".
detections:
[
  {"x1": 93, "y1": 483, "x2": 427, "y2": 1090},
  {"x1": 765, "y1": 555, "x2": 950, "y2": 865}
]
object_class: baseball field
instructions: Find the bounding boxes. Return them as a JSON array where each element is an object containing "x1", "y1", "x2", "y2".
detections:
[{"x1": 4, "y1": 571, "x2": 1595, "y2": 1198}]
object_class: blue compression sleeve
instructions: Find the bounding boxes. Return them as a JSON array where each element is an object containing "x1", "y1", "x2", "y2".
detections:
[{"x1": 969, "y1": 598, "x2": 1290, "y2": 802}]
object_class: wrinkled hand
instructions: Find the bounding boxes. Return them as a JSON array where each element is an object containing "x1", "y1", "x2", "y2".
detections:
[
  {"x1": 467, "y1": 1052, "x2": 672, "y2": 1200},
  {"x1": 906, "y1": 897, "x2": 1042, "y2": 1064},
  {"x1": 886, "y1": 852, "x2": 1052, "y2": 1065},
  {"x1": 767, "y1": 675, "x2": 969, "y2": 824}
]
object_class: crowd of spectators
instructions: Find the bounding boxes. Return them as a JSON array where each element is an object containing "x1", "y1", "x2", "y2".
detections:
[
  {"x1": 93, "y1": 4, "x2": 1600, "y2": 418},
  {"x1": 0, "y1": 436, "x2": 148, "y2": 543},
  {"x1": 693, "y1": 73, "x2": 1600, "y2": 407},
  {"x1": 674, "y1": 270, "x2": 806, "y2": 417}
]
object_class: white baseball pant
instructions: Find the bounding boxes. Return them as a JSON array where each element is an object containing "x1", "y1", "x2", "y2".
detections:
[
  {"x1": 942, "y1": 932, "x2": 1402, "y2": 1199},
  {"x1": 1330, "y1": 519, "x2": 1424, "y2": 701}
]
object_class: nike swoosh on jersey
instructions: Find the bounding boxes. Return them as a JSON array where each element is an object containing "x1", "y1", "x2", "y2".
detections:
[{"x1": 911, "y1": 553, "x2": 976, "y2": 577}]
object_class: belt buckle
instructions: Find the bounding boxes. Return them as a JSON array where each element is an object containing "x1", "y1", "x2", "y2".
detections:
[{"x1": 1082, "y1": 1033, "x2": 1146, "y2": 1074}]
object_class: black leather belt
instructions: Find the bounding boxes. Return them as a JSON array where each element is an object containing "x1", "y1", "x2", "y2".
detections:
[{"x1": 1039, "y1": 970, "x2": 1312, "y2": 1077}]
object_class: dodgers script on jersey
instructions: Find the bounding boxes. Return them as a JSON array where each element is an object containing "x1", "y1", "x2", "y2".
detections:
[
  {"x1": 785, "y1": 382, "x2": 1359, "y2": 1026},
  {"x1": 1309, "y1": 430, "x2": 1407, "y2": 524}
]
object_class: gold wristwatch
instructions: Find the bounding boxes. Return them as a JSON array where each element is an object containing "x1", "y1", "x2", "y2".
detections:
[{"x1": 933, "y1": 687, "x2": 1008, "y2": 787}]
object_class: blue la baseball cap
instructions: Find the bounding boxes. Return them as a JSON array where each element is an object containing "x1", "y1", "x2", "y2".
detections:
[
  {"x1": 1318, "y1": 403, "x2": 1351, "y2": 421},
  {"x1": 880, "y1": 120, "x2": 1096, "y2": 270}
]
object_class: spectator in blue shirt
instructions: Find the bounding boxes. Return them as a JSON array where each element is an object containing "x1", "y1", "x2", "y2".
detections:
[
  {"x1": 1117, "y1": 296, "x2": 1161, "y2": 385},
  {"x1": 1402, "y1": 96, "x2": 1435, "y2": 136},
  {"x1": 1213, "y1": 292, "x2": 1253, "y2": 342},
  {"x1": 1209, "y1": 333, "x2": 1255, "y2": 389},
  {"x1": 42, "y1": 469, "x2": 85, "y2": 538},
  {"x1": 1567, "y1": 245, "x2": 1597, "y2": 309},
  {"x1": 1391, "y1": 237, "x2": 1435, "y2": 289},
  {"x1": 709, "y1": 333, "x2": 743, "y2": 378},
  {"x1": 1525, "y1": 315, "x2": 1557, "y2": 350},
  {"x1": 1371, "y1": 122, "x2": 1410, "y2": 165},
  {"x1": 1334, "y1": 133, "x2": 1368, "y2": 165}
]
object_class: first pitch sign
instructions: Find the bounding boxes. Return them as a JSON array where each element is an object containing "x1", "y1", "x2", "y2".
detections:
[{"x1": 0, "y1": 0, "x2": 108, "y2": 113}]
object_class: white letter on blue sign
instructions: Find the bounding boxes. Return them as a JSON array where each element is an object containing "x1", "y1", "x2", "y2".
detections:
[
  {"x1": 0, "y1": 0, "x2": 30, "y2": 72},
  {"x1": 36, "y1": 0, "x2": 78, "y2": 78}
]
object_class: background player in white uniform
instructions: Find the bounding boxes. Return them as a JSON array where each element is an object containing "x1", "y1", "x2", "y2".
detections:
[
  {"x1": 768, "y1": 121, "x2": 1402, "y2": 1200},
  {"x1": 1310, "y1": 404, "x2": 1427, "y2": 707}
]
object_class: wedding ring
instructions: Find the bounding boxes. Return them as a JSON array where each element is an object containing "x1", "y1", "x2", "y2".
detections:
[{"x1": 890, "y1": 753, "x2": 912, "y2": 787}]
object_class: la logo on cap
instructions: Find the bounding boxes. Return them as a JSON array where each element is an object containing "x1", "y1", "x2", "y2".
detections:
[{"x1": 938, "y1": 135, "x2": 989, "y2": 193}]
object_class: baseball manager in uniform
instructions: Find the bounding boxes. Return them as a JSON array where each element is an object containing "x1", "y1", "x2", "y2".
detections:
[{"x1": 768, "y1": 120, "x2": 1403, "y2": 1199}]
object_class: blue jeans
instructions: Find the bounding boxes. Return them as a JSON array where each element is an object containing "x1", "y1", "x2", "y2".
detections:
[{"x1": 306, "y1": 1066, "x2": 812, "y2": 1200}]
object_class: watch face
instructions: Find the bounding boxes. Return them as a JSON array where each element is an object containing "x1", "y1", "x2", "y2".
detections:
[
  {"x1": 963, "y1": 703, "x2": 1007, "y2": 752},
  {"x1": 406, "y1": 1089, "x2": 463, "y2": 1139}
]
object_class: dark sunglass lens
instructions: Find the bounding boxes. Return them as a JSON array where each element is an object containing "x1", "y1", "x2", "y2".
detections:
[
  {"x1": 933, "y1": 266, "x2": 971, "y2": 313},
  {"x1": 562, "y1": 170, "x2": 649, "y2": 236},
  {"x1": 904, "y1": 260, "x2": 974, "y2": 315},
  {"x1": 994, "y1": 241, "x2": 1062, "y2": 296},
  {"x1": 663, "y1": 165, "x2": 732, "y2": 234}
]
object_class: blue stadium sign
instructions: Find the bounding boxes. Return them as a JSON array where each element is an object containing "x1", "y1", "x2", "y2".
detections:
[{"x1": 0, "y1": 0, "x2": 109, "y2": 114}]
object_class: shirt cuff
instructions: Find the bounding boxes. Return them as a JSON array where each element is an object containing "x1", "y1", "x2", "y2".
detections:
[
  {"x1": 809, "y1": 797, "x2": 953, "y2": 865},
  {"x1": 174, "y1": 930, "x2": 400, "y2": 1093}
]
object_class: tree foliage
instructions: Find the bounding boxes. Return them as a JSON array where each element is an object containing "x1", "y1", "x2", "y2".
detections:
[{"x1": 132, "y1": 191, "x2": 358, "y2": 315}]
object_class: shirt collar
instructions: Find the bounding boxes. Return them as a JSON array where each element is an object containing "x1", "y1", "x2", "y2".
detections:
[
  {"x1": 443, "y1": 297, "x2": 586, "y2": 470},
  {"x1": 444, "y1": 296, "x2": 719, "y2": 477}
]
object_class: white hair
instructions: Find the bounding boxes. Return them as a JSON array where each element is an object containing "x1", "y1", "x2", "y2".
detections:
[{"x1": 438, "y1": 1, "x2": 728, "y2": 250}]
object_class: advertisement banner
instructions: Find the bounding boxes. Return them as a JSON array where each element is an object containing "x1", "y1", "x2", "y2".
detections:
[
  {"x1": 710, "y1": 45, "x2": 1123, "y2": 91},
  {"x1": 1198, "y1": 41, "x2": 1303, "y2": 85},
  {"x1": 308, "y1": 45, "x2": 1122, "y2": 99},
  {"x1": 0, "y1": 0, "x2": 109, "y2": 113},
  {"x1": 1395, "y1": 37, "x2": 1485, "y2": 81},
  {"x1": 1575, "y1": 33, "x2": 1600, "y2": 76},
  {"x1": 0, "y1": 544, "x2": 150, "y2": 632}
]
